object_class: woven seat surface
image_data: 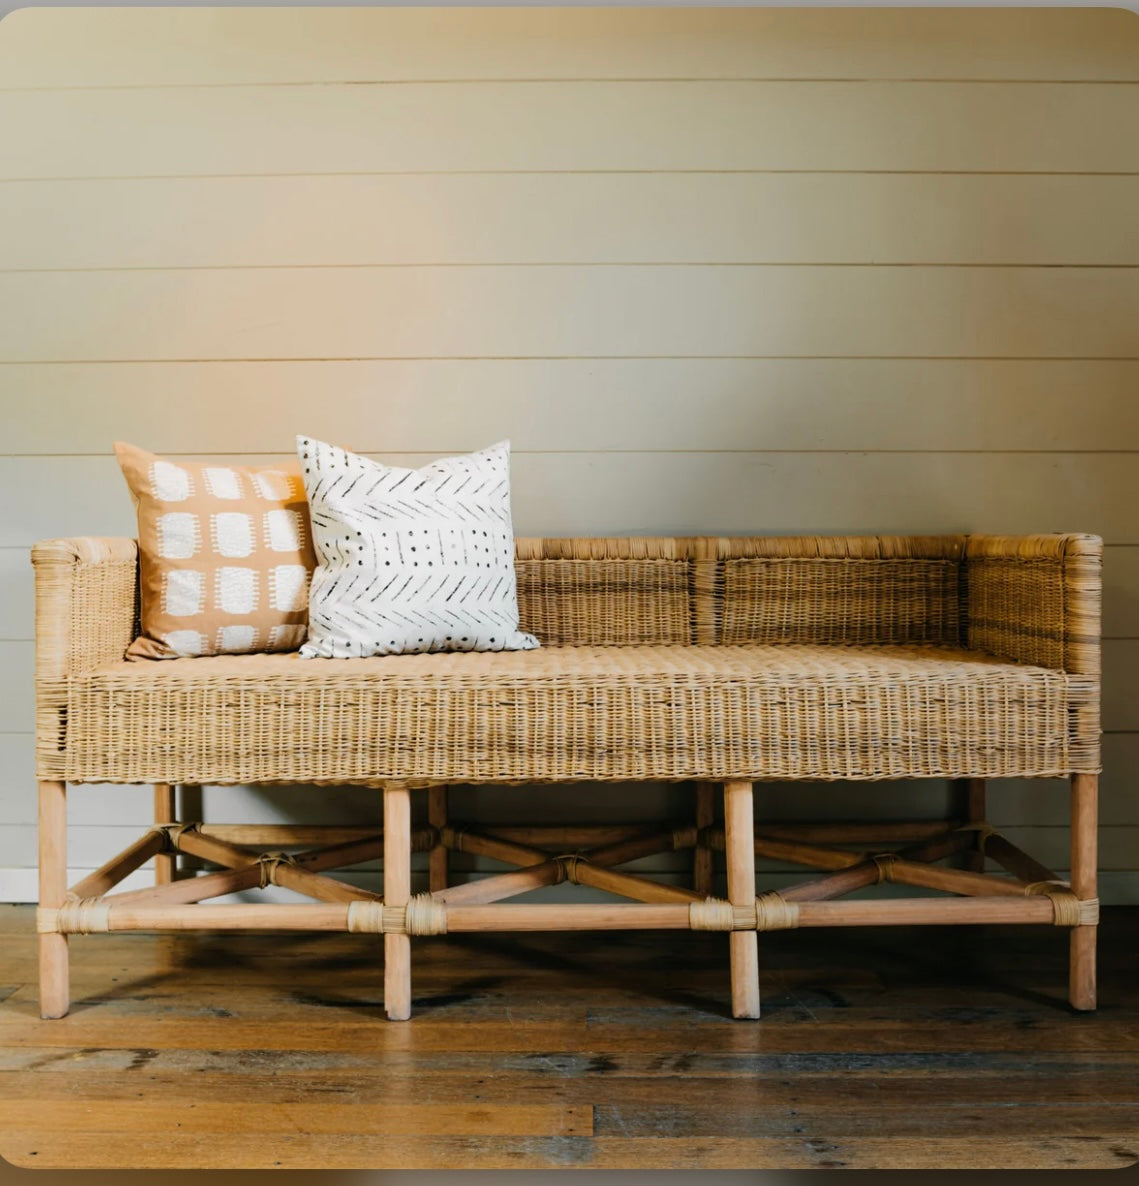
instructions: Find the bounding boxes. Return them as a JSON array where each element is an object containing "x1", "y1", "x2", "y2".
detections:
[{"x1": 46, "y1": 643, "x2": 1092, "y2": 785}]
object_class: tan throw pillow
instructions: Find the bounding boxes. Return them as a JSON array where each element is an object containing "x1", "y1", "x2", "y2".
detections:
[
  {"x1": 115, "y1": 442, "x2": 315, "y2": 659},
  {"x1": 297, "y1": 436, "x2": 539, "y2": 658}
]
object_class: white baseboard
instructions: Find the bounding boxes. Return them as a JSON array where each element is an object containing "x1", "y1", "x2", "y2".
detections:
[{"x1": 4, "y1": 867, "x2": 1138, "y2": 905}]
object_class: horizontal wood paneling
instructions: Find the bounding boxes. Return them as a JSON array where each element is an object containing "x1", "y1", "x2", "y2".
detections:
[
  {"x1": 3, "y1": 8, "x2": 1137, "y2": 87},
  {"x1": 2, "y1": 8, "x2": 1136, "y2": 896},
  {"x1": 3, "y1": 83, "x2": 1137, "y2": 180},
  {"x1": 6, "y1": 174, "x2": 1139, "y2": 269},
  {"x1": 5, "y1": 361, "x2": 1139, "y2": 455},
  {"x1": 0, "y1": 550, "x2": 30, "y2": 640},
  {"x1": 1101, "y1": 642, "x2": 1139, "y2": 732},
  {"x1": 1105, "y1": 547, "x2": 1139, "y2": 638},
  {"x1": 988, "y1": 739, "x2": 1139, "y2": 825},
  {"x1": 3, "y1": 453, "x2": 1138, "y2": 547},
  {"x1": 0, "y1": 642, "x2": 32, "y2": 730},
  {"x1": 4, "y1": 266, "x2": 1139, "y2": 361}
]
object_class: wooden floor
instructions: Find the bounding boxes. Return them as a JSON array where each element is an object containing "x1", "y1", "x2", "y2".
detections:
[{"x1": 0, "y1": 903, "x2": 1137, "y2": 1171}]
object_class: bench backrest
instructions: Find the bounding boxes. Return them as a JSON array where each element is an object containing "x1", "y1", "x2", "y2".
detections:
[{"x1": 514, "y1": 536, "x2": 967, "y2": 647}]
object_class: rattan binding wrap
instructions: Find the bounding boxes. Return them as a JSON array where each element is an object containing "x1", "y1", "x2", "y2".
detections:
[{"x1": 33, "y1": 533, "x2": 1101, "y2": 786}]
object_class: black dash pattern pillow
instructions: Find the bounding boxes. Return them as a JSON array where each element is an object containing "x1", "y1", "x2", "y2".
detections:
[{"x1": 297, "y1": 436, "x2": 540, "y2": 658}]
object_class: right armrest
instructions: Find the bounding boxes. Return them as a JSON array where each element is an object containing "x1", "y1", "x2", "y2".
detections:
[
  {"x1": 32, "y1": 537, "x2": 138, "y2": 681},
  {"x1": 963, "y1": 534, "x2": 1101, "y2": 676}
]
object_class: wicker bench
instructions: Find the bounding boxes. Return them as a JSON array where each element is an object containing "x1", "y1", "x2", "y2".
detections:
[{"x1": 33, "y1": 533, "x2": 1101, "y2": 1021}]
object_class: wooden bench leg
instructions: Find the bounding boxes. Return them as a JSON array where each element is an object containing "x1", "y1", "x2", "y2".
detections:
[
  {"x1": 693, "y1": 781, "x2": 715, "y2": 897},
  {"x1": 384, "y1": 784, "x2": 412, "y2": 1021},
  {"x1": 154, "y1": 783, "x2": 177, "y2": 885},
  {"x1": 38, "y1": 779, "x2": 70, "y2": 1019},
  {"x1": 1070, "y1": 772, "x2": 1097, "y2": 1011},
  {"x1": 724, "y1": 780, "x2": 760, "y2": 1019},
  {"x1": 957, "y1": 777, "x2": 986, "y2": 873},
  {"x1": 428, "y1": 785, "x2": 448, "y2": 893}
]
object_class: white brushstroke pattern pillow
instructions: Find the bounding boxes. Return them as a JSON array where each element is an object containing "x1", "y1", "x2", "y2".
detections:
[{"x1": 297, "y1": 436, "x2": 540, "y2": 658}]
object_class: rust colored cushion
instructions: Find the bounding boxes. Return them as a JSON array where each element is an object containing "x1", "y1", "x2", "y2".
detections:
[{"x1": 114, "y1": 442, "x2": 315, "y2": 659}]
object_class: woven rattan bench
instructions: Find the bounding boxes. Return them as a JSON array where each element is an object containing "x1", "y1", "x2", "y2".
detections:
[{"x1": 33, "y1": 533, "x2": 1101, "y2": 1021}]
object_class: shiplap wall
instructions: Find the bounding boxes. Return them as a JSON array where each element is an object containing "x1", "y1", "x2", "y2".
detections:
[{"x1": 1, "y1": 6, "x2": 1138, "y2": 902}]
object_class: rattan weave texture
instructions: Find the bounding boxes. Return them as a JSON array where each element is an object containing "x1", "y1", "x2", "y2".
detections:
[
  {"x1": 33, "y1": 533, "x2": 1102, "y2": 786},
  {"x1": 45, "y1": 643, "x2": 1089, "y2": 785}
]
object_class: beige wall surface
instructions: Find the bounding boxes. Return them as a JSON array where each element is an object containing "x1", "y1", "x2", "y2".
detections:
[{"x1": 0, "y1": 6, "x2": 1137, "y2": 901}]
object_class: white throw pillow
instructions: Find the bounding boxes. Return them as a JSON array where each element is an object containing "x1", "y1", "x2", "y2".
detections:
[{"x1": 297, "y1": 436, "x2": 540, "y2": 658}]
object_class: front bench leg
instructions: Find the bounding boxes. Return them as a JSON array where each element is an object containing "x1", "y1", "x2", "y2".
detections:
[
  {"x1": 724, "y1": 780, "x2": 760, "y2": 1018},
  {"x1": 384, "y1": 783, "x2": 412, "y2": 1021},
  {"x1": 1070, "y1": 773, "x2": 1097, "y2": 1011},
  {"x1": 38, "y1": 780, "x2": 70, "y2": 1019}
]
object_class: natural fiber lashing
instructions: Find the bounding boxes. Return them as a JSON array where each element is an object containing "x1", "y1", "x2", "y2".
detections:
[
  {"x1": 33, "y1": 534, "x2": 1101, "y2": 785},
  {"x1": 37, "y1": 897, "x2": 111, "y2": 934}
]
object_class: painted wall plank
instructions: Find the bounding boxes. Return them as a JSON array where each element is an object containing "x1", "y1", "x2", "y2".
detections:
[
  {"x1": 3, "y1": 453, "x2": 1136, "y2": 548},
  {"x1": 4, "y1": 361, "x2": 1139, "y2": 456},
  {"x1": 0, "y1": 550, "x2": 31, "y2": 641},
  {"x1": 0, "y1": 825, "x2": 204, "y2": 870},
  {"x1": 3, "y1": 82, "x2": 1136, "y2": 179},
  {"x1": 6, "y1": 174, "x2": 1139, "y2": 269},
  {"x1": 4, "y1": 267, "x2": 1139, "y2": 362},
  {"x1": 962, "y1": 827, "x2": 1137, "y2": 873},
  {"x1": 0, "y1": 642, "x2": 32, "y2": 732},
  {"x1": 986, "y1": 737, "x2": 1138, "y2": 827},
  {"x1": 3, "y1": 8, "x2": 1136, "y2": 87},
  {"x1": 1105, "y1": 547, "x2": 1139, "y2": 639},
  {"x1": 1102, "y1": 642, "x2": 1139, "y2": 733}
]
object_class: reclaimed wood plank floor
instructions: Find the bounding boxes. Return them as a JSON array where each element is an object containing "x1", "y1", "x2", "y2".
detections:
[{"x1": 0, "y1": 903, "x2": 1136, "y2": 1170}]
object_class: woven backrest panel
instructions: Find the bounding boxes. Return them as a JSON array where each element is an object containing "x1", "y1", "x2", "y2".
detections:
[
  {"x1": 516, "y1": 558, "x2": 692, "y2": 645},
  {"x1": 514, "y1": 536, "x2": 968, "y2": 647},
  {"x1": 719, "y1": 558, "x2": 963, "y2": 646}
]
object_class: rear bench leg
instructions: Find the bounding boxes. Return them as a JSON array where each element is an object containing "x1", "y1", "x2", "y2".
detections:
[
  {"x1": 693, "y1": 781, "x2": 715, "y2": 896},
  {"x1": 1070, "y1": 773, "x2": 1097, "y2": 1011},
  {"x1": 38, "y1": 779, "x2": 69, "y2": 1019},
  {"x1": 428, "y1": 785, "x2": 448, "y2": 893},
  {"x1": 958, "y1": 777, "x2": 986, "y2": 873},
  {"x1": 154, "y1": 783, "x2": 177, "y2": 885},
  {"x1": 384, "y1": 783, "x2": 413, "y2": 1021},
  {"x1": 724, "y1": 780, "x2": 760, "y2": 1019}
]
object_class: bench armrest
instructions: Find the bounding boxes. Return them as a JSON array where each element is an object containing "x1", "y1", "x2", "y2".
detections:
[
  {"x1": 32, "y1": 537, "x2": 139, "y2": 680},
  {"x1": 964, "y1": 533, "x2": 1101, "y2": 676}
]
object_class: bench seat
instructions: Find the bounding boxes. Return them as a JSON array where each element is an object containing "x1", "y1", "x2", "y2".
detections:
[{"x1": 47, "y1": 643, "x2": 1092, "y2": 787}]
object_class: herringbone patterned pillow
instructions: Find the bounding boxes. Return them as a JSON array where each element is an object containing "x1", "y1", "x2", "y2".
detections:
[{"x1": 297, "y1": 436, "x2": 540, "y2": 658}]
